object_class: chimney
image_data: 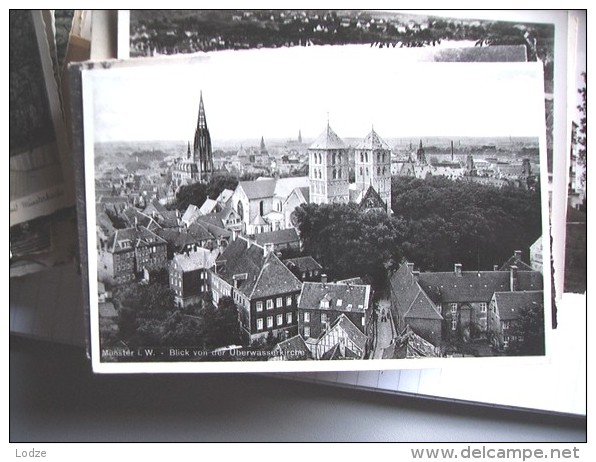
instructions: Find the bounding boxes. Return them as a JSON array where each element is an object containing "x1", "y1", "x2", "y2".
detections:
[
  {"x1": 514, "y1": 250, "x2": 522, "y2": 262},
  {"x1": 321, "y1": 274, "x2": 328, "y2": 284},
  {"x1": 263, "y1": 242, "x2": 274, "y2": 257},
  {"x1": 510, "y1": 265, "x2": 518, "y2": 292},
  {"x1": 406, "y1": 262, "x2": 414, "y2": 272},
  {"x1": 493, "y1": 265, "x2": 499, "y2": 271},
  {"x1": 454, "y1": 263, "x2": 462, "y2": 276},
  {"x1": 412, "y1": 270, "x2": 420, "y2": 282},
  {"x1": 232, "y1": 229, "x2": 238, "y2": 241}
]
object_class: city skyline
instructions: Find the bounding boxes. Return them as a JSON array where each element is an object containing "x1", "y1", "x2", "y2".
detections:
[{"x1": 88, "y1": 45, "x2": 546, "y2": 145}]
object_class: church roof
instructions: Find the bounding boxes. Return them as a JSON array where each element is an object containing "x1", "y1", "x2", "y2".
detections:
[
  {"x1": 355, "y1": 129, "x2": 391, "y2": 151},
  {"x1": 309, "y1": 124, "x2": 346, "y2": 150},
  {"x1": 239, "y1": 179, "x2": 277, "y2": 199}
]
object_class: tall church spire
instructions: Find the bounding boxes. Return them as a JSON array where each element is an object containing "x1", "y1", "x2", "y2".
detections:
[{"x1": 193, "y1": 91, "x2": 213, "y2": 183}]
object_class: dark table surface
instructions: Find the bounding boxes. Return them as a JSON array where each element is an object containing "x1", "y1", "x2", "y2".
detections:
[{"x1": 10, "y1": 335, "x2": 586, "y2": 443}]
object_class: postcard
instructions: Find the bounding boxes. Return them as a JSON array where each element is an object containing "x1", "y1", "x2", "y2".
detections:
[{"x1": 76, "y1": 44, "x2": 551, "y2": 372}]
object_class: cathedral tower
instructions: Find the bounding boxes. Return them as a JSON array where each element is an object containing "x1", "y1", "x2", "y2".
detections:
[
  {"x1": 193, "y1": 91, "x2": 213, "y2": 182},
  {"x1": 355, "y1": 128, "x2": 392, "y2": 213},
  {"x1": 308, "y1": 123, "x2": 349, "y2": 205}
]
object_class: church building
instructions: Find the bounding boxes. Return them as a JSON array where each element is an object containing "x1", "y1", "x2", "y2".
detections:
[{"x1": 172, "y1": 91, "x2": 213, "y2": 187}]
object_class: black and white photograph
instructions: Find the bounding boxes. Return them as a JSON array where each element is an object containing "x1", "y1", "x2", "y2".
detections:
[{"x1": 79, "y1": 39, "x2": 552, "y2": 372}]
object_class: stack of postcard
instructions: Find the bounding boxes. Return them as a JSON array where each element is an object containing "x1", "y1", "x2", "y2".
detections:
[{"x1": 59, "y1": 9, "x2": 587, "y2": 377}]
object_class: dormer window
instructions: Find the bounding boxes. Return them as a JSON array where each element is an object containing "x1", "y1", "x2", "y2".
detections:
[
  {"x1": 320, "y1": 299, "x2": 330, "y2": 309},
  {"x1": 336, "y1": 299, "x2": 342, "y2": 307}
]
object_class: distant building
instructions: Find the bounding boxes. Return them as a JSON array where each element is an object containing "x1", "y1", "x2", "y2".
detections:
[
  {"x1": 172, "y1": 91, "x2": 213, "y2": 186},
  {"x1": 306, "y1": 314, "x2": 369, "y2": 360}
]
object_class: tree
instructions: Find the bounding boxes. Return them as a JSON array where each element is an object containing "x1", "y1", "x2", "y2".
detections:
[
  {"x1": 576, "y1": 72, "x2": 587, "y2": 185},
  {"x1": 174, "y1": 181, "x2": 208, "y2": 212},
  {"x1": 508, "y1": 301, "x2": 545, "y2": 356},
  {"x1": 207, "y1": 173, "x2": 239, "y2": 200}
]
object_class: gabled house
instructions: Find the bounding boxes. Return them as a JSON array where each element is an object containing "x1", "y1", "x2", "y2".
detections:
[
  {"x1": 253, "y1": 228, "x2": 301, "y2": 254},
  {"x1": 210, "y1": 236, "x2": 303, "y2": 342},
  {"x1": 383, "y1": 326, "x2": 440, "y2": 359},
  {"x1": 154, "y1": 222, "x2": 216, "y2": 258},
  {"x1": 488, "y1": 290, "x2": 543, "y2": 351},
  {"x1": 297, "y1": 281, "x2": 372, "y2": 341},
  {"x1": 282, "y1": 186, "x2": 309, "y2": 229},
  {"x1": 270, "y1": 335, "x2": 312, "y2": 361},
  {"x1": 283, "y1": 256, "x2": 323, "y2": 282},
  {"x1": 389, "y1": 259, "x2": 543, "y2": 348},
  {"x1": 308, "y1": 314, "x2": 368, "y2": 360},
  {"x1": 169, "y1": 248, "x2": 218, "y2": 308},
  {"x1": 98, "y1": 226, "x2": 168, "y2": 285}
]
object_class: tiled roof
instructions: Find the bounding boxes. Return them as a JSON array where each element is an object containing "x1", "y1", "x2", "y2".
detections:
[
  {"x1": 320, "y1": 342, "x2": 361, "y2": 360},
  {"x1": 155, "y1": 223, "x2": 214, "y2": 252},
  {"x1": 309, "y1": 124, "x2": 346, "y2": 150},
  {"x1": 405, "y1": 290, "x2": 443, "y2": 321},
  {"x1": 171, "y1": 248, "x2": 218, "y2": 272},
  {"x1": 251, "y1": 252, "x2": 303, "y2": 299},
  {"x1": 215, "y1": 237, "x2": 302, "y2": 299},
  {"x1": 418, "y1": 269, "x2": 543, "y2": 304},
  {"x1": 272, "y1": 335, "x2": 312, "y2": 360},
  {"x1": 253, "y1": 228, "x2": 299, "y2": 246},
  {"x1": 355, "y1": 129, "x2": 391, "y2": 151},
  {"x1": 494, "y1": 290, "x2": 543, "y2": 321},
  {"x1": 107, "y1": 226, "x2": 167, "y2": 253},
  {"x1": 386, "y1": 326, "x2": 439, "y2": 359},
  {"x1": 320, "y1": 314, "x2": 368, "y2": 352},
  {"x1": 298, "y1": 282, "x2": 370, "y2": 313},
  {"x1": 284, "y1": 256, "x2": 323, "y2": 273}
]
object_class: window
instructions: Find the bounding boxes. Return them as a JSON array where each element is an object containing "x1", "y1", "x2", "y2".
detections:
[
  {"x1": 503, "y1": 321, "x2": 510, "y2": 330},
  {"x1": 437, "y1": 304, "x2": 442, "y2": 314},
  {"x1": 321, "y1": 313, "x2": 327, "y2": 324},
  {"x1": 451, "y1": 319, "x2": 457, "y2": 330},
  {"x1": 276, "y1": 297, "x2": 283, "y2": 308},
  {"x1": 286, "y1": 312, "x2": 292, "y2": 324},
  {"x1": 304, "y1": 326, "x2": 311, "y2": 338},
  {"x1": 257, "y1": 318, "x2": 263, "y2": 330},
  {"x1": 479, "y1": 302, "x2": 487, "y2": 313},
  {"x1": 450, "y1": 303, "x2": 457, "y2": 314},
  {"x1": 286, "y1": 296, "x2": 292, "y2": 306},
  {"x1": 277, "y1": 314, "x2": 283, "y2": 326},
  {"x1": 336, "y1": 299, "x2": 342, "y2": 307},
  {"x1": 266, "y1": 299, "x2": 273, "y2": 310},
  {"x1": 304, "y1": 312, "x2": 310, "y2": 323},
  {"x1": 267, "y1": 316, "x2": 273, "y2": 328}
]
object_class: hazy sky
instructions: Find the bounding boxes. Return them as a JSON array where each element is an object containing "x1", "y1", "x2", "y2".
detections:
[{"x1": 86, "y1": 44, "x2": 546, "y2": 144}]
